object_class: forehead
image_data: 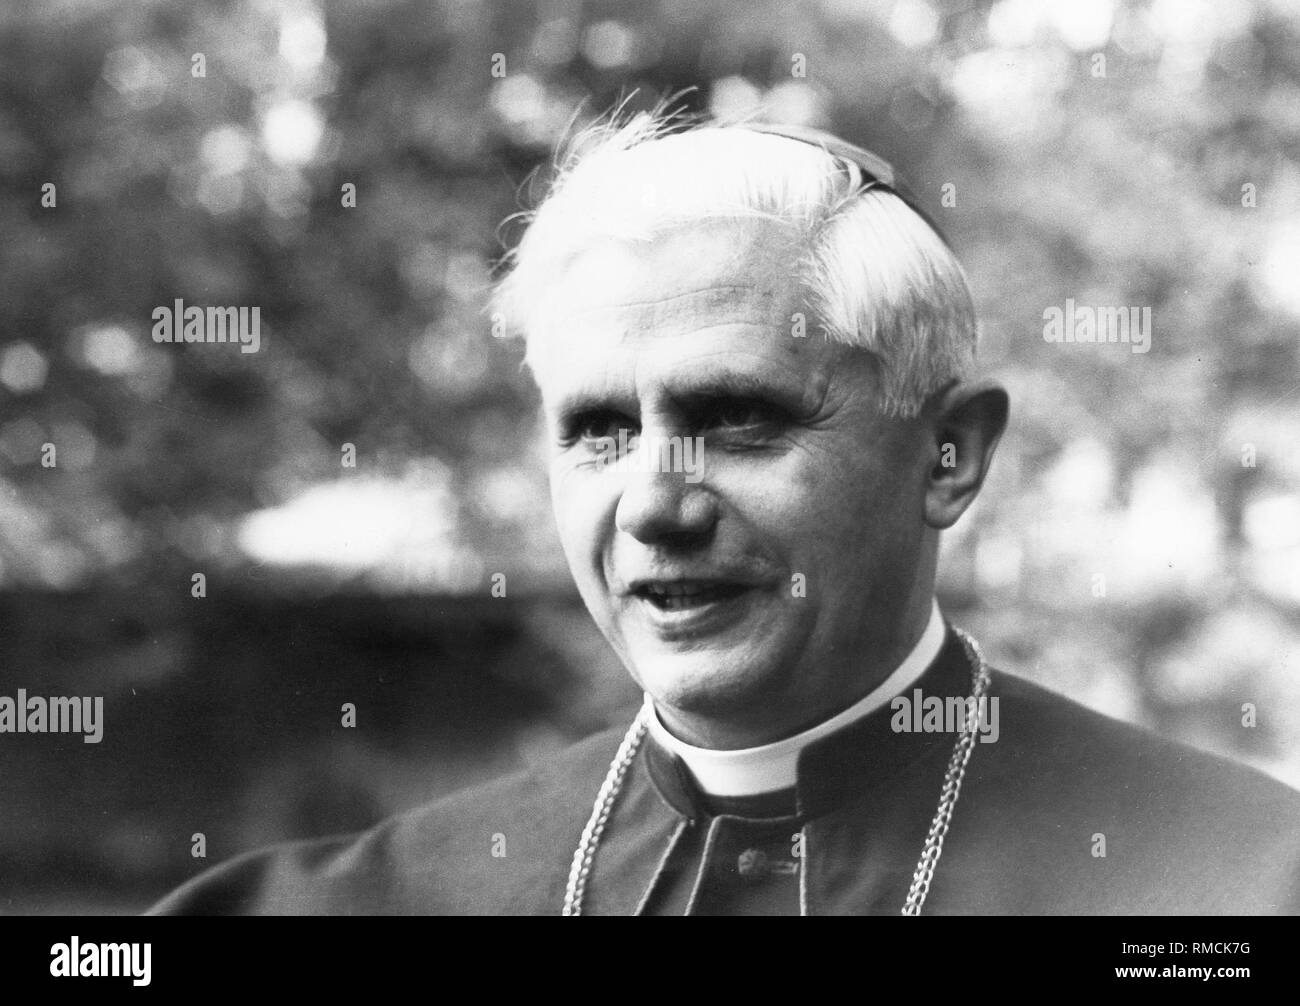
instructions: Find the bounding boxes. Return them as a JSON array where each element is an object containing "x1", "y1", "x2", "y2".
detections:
[{"x1": 527, "y1": 218, "x2": 840, "y2": 405}]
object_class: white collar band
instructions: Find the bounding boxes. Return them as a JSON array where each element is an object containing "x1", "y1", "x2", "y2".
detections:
[{"x1": 647, "y1": 599, "x2": 946, "y2": 797}]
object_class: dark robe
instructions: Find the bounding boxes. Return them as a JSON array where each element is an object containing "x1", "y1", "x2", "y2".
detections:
[{"x1": 149, "y1": 628, "x2": 1300, "y2": 915}]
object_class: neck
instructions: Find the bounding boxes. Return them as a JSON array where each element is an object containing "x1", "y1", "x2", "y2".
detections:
[{"x1": 648, "y1": 598, "x2": 946, "y2": 797}]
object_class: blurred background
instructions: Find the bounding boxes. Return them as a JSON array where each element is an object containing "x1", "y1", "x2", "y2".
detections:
[{"x1": 1, "y1": 0, "x2": 1298, "y2": 913}]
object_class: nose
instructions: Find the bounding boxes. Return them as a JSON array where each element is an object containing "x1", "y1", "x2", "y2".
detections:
[{"x1": 614, "y1": 462, "x2": 717, "y2": 545}]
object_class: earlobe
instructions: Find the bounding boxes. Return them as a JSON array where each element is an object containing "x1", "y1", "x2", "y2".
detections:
[{"x1": 923, "y1": 381, "x2": 1009, "y2": 530}]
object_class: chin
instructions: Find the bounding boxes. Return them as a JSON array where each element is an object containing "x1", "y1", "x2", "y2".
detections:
[{"x1": 629, "y1": 647, "x2": 790, "y2": 724}]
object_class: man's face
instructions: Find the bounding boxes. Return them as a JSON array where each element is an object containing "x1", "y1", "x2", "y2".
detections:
[{"x1": 528, "y1": 218, "x2": 936, "y2": 747}]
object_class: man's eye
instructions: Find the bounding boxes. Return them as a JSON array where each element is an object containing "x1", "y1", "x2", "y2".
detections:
[
  {"x1": 703, "y1": 399, "x2": 783, "y2": 431},
  {"x1": 564, "y1": 411, "x2": 638, "y2": 444}
]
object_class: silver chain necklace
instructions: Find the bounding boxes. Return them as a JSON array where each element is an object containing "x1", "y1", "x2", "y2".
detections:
[{"x1": 562, "y1": 627, "x2": 990, "y2": 916}]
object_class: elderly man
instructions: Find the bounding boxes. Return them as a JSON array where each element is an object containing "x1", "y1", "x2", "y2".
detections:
[{"x1": 153, "y1": 114, "x2": 1300, "y2": 915}]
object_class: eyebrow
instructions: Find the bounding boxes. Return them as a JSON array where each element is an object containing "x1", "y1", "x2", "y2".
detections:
[
  {"x1": 551, "y1": 371, "x2": 809, "y2": 421},
  {"x1": 665, "y1": 371, "x2": 804, "y2": 405}
]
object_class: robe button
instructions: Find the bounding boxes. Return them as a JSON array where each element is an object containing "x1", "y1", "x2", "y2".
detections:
[{"x1": 737, "y1": 848, "x2": 768, "y2": 880}]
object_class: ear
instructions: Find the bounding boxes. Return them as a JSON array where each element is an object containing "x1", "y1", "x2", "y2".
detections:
[{"x1": 922, "y1": 380, "x2": 1009, "y2": 530}]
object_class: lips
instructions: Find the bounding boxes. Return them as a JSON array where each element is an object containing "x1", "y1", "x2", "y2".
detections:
[{"x1": 630, "y1": 580, "x2": 751, "y2": 611}]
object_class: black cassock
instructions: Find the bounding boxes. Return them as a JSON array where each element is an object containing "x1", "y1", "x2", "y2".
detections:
[{"x1": 151, "y1": 627, "x2": 1300, "y2": 915}]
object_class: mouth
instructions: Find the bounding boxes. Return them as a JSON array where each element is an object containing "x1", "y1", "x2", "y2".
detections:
[{"x1": 630, "y1": 580, "x2": 751, "y2": 612}]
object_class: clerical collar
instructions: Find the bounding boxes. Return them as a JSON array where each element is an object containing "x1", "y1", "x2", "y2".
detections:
[{"x1": 646, "y1": 599, "x2": 946, "y2": 798}]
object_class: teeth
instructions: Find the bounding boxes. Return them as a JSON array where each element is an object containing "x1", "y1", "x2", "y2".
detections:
[
  {"x1": 647, "y1": 583, "x2": 707, "y2": 597},
  {"x1": 636, "y1": 582, "x2": 747, "y2": 611}
]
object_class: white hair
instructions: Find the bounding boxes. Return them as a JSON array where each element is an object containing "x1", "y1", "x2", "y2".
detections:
[{"x1": 492, "y1": 109, "x2": 977, "y2": 417}]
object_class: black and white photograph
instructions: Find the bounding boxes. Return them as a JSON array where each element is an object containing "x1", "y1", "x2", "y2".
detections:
[{"x1": 1, "y1": 0, "x2": 1298, "y2": 958}]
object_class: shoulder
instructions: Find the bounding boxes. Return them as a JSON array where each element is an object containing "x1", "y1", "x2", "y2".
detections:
[
  {"x1": 958, "y1": 669, "x2": 1300, "y2": 912},
  {"x1": 148, "y1": 723, "x2": 630, "y2": 916},
  {"x1": 987, "y1": 668, "x2": 1300, "y2": 814}
]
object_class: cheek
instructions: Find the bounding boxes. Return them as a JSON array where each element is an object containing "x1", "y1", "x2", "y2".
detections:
[
  {"x1": 549, "y1": 467, "x2": 615, "y2": 580},
  {"x1": 727, "y1": 442, "x2": 921, "y2": 565}
]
